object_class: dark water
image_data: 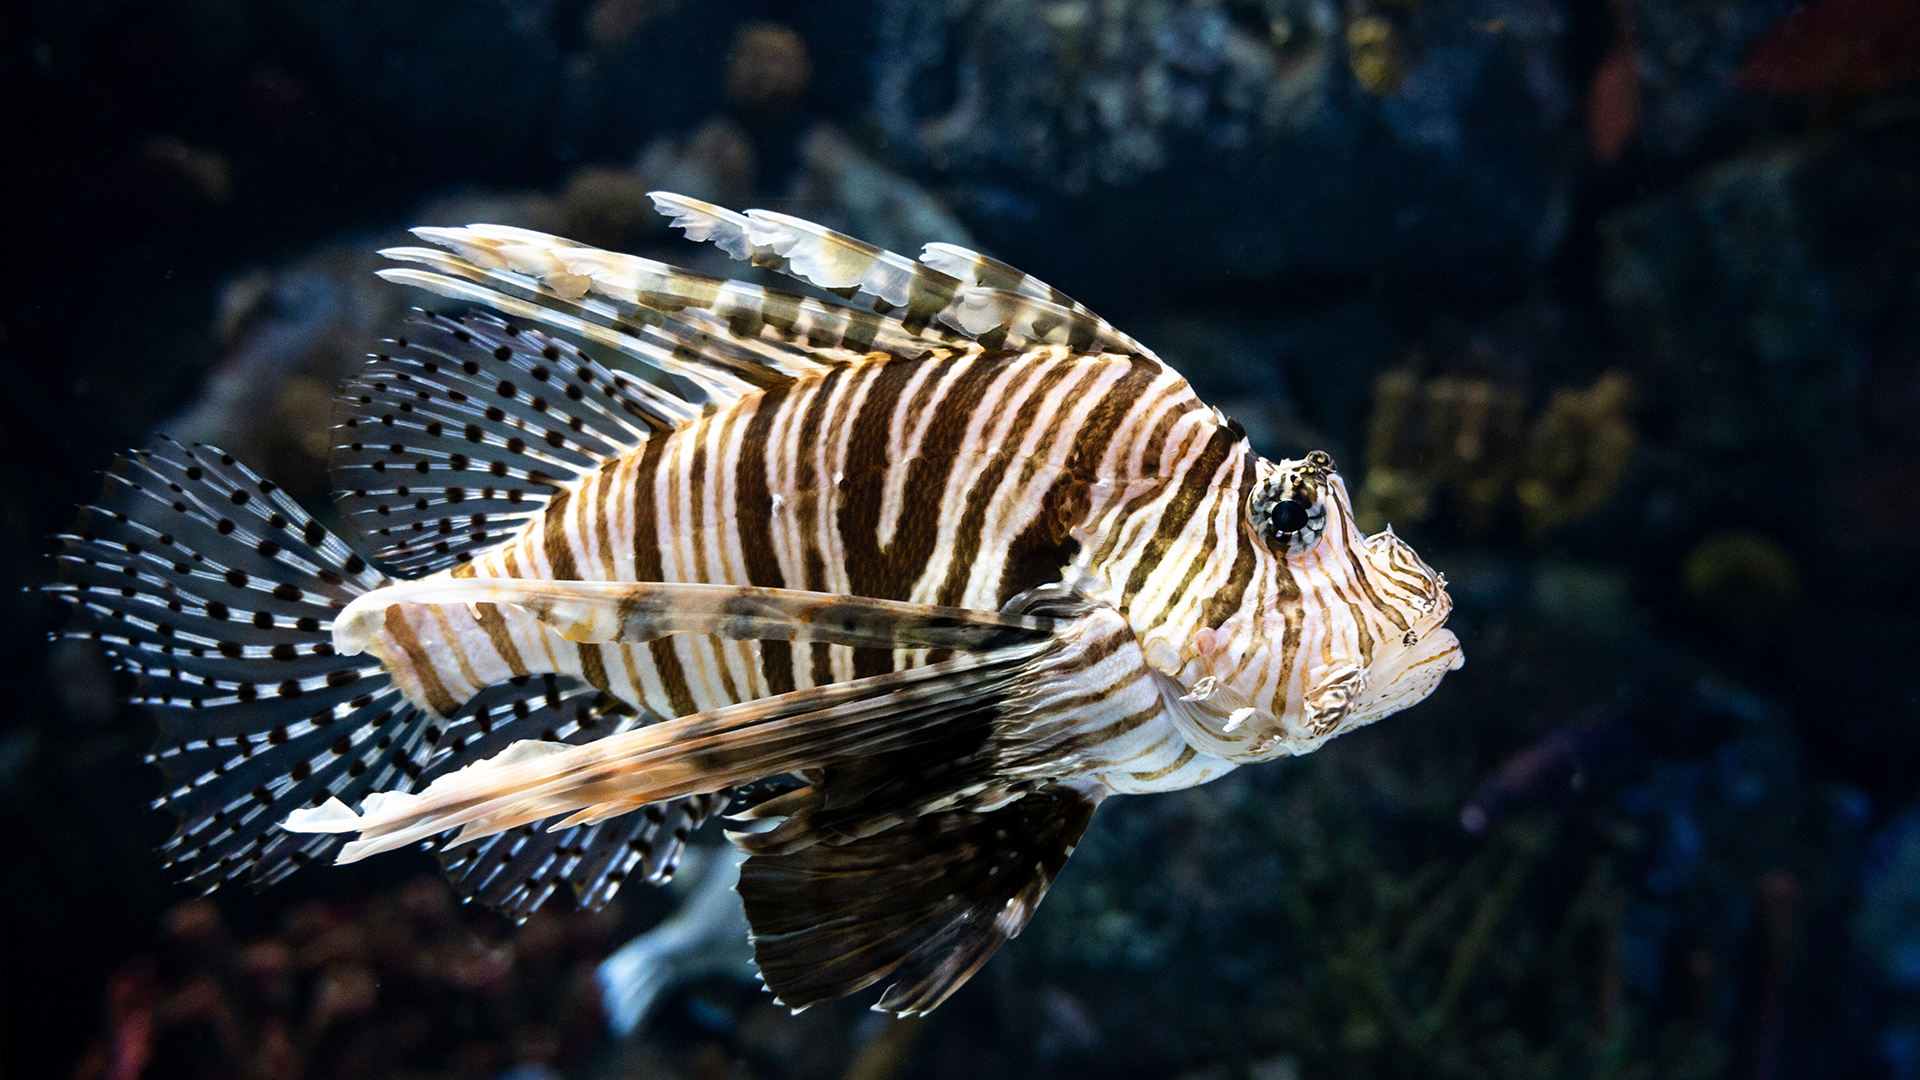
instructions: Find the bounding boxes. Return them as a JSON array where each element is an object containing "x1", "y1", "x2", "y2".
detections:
[{"x1": 6, "y1": 2, "x2": 1918, "y2": 1078}]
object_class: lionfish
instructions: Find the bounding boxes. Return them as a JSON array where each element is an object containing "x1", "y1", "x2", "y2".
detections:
[{"x1": 55, "y1": 194, "x2": 1461, "y2": 1015}]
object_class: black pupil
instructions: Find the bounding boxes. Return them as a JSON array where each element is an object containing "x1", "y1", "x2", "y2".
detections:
[{"x1": 1271, "y1": 498, "x2": 1310, "y2": 535}]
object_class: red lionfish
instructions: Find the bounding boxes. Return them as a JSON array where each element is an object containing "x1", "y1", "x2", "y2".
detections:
[{"x1": 55, "y1": 195, "x2": 1462, "y2": 1015}]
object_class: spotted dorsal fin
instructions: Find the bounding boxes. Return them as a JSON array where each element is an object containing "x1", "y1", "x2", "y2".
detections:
[
  {"x1": 332, "y1": 311, "x2": 668, "y2": 574},
  {"x1": 650, "y1": 193, "x2": 1155, "y2": 357}
]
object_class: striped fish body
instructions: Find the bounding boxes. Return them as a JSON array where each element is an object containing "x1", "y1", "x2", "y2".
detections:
[
  {"x1": 364, "y1": 343, "x2": 1252, "y2": 796},
  {"x1": 57, "y1": 194, "x2": 1462, "y2": 1015}
]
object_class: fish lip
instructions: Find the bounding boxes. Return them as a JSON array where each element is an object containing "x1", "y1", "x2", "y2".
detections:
[{"x1": 1348, "y1": 627, "x2": 1463, "y2": 723}]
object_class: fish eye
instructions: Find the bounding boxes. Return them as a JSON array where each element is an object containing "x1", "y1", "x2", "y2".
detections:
[
  {"x1": 1247, "y1": 469, "x2": 1329, "y2": 556},
  {"x1": 1270, "y1": 498, "x2": 1310, "y2": 536}
]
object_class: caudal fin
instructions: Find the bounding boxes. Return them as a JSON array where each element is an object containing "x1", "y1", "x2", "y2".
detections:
[
  {"x1": 49, "y1": 437, "x2": 434, "y2": 887},
  {"x1": 53, "y1": 436, "x2": 720, "y2": 912}
]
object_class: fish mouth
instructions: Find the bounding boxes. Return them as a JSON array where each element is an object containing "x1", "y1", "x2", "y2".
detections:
[{"x1": 1349, "y1": 627, "x2": 1464, "y2": 725}]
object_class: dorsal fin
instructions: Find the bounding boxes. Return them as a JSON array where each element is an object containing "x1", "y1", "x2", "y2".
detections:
[
  {"x1": 332, "y1": 311, "x2": 666, "y2": 574},
  {"x1": 383, "y1": 227, "x2": 968, "y2": 369},
  {"x1": 651, "y1": 192, "x2": 1154, "y2": 357},
  {"x1": 918, "y1": 241, "x2": 1152, "y2": 356}
]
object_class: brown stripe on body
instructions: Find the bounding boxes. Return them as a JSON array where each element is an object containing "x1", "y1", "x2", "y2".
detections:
[
  {"x1": 1042, "y1": 700, "x2": 1166, "y2": 760},
  {"x1": 1273, "y1": 564, "x2": 1304, "y2": 703},
  {"x1": 473, "y1": 603, "x2": 528, "y2": 677},
  {"x1": 1137, "y1": 398, "x2": 1203, "y2": 477},
  {"x1": 1050, "y1": 359, "x2": 1175, "y2": 575},
  {"x1": 1343, "y1": 541, "x2": 1408, "y2": 634},
  {"x1": 836, "y1": 357, "x2": 937, "y2": 677},
  {"x1": 1201, "y1": 538, "x2": 1258, "y2": 630},
  {"x1": 381, "y1": 607, "x2": 460, "y2": 715},
  {"x1": 543, "y1": 487, "x2": 580, "y2": 581},
  {"x1": 628, "y1": 432, "x2": 697, "y2": 716},
  {"x1": 793, "y1": 366, "x2": 847, "y2": 688},
  {"x1": 891, "y1": 355, "x2": 1019, "y2": 608},
  {"x1": 577, "y1": 643, "x2": 612, "y2": 692},
  {"x1": 1152, "y1": 452, "x2": 1249, "y2": 631},
  {"x1": 590, "y1": 458, "x2": 621, "y2": 580},
  {"x1": 925, "y1": 357, "x2": 1067, "y2": 606},
  {"x1": 687, "y1": 407, "x2": 744, "y2": 705},
  {"x1": 1121, "y1": 425, "x2": 1236, "y2": 604},
  {"x1": 1130, "y1": 745, "x2": 1197, "y2": 783},
  {"x1": 426, "y1": 604, "x2": 485, "y2": 691},
  {"x1": 1156, "y1": 491, "x2": 1225, "y2": 632},
  {"x1": 987, "y1": 362, "x2": 1087, "y2": 602},
  {"x1": 736, "y1": 384, "x2": 796, "y2": 695}
]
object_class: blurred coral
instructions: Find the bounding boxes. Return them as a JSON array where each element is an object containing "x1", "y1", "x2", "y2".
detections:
[
  {"x1": 70, "y1": 879, "x2": 618, "y2": 1080},
  {"x1": 1356, "y1": 367, "x2": 1525, "y2": 534},
  {"x1": 559, "y1": 165, "x2": 655, "y2": 251},
  {"x1": 1356, "y1": 368, "x2": 1633, "y2": 540},
  {"x1": 1346, "y1": 16, "x2": 1405, "y2": 95},
  {"x1": 1738, "y1": 0, "x2": 1920, "y2": 98},
  {"x1": 1516, "y1": 371, "x2": 1636, "y2": 541},
  {"x1": 1681, "y1": 531, "x2": 1802, "y2": 624},
  {"x1": 637, "y1": 117, "x2": 758, "y2": 214},
  {"x1": 726, "y1": 22, "x2": 813, "y2": 116}
]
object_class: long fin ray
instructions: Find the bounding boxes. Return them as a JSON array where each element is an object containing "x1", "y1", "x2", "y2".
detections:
[
  {"x1": 652, "y1": 192, "x2": 1154, "y2": 356},
  {"x1": 385, "y1": 242, "x2": 806, "y2": 388},
  {"x1": 377, "y1": 265, "x2": 760, "y2": 404},
  {"x1": 919, "y1": 241, "x2": 1150, "y2": 356},
  {"x1": 281, "y1": 644, "x2": 1048, "y2": 862},
  {"x1": 438, "y1": 792, "x2": 721, "y2": 921},
  {"x1": 386, "y1": 232, "x2": 971, "y2": 378},
  {"x1": 414, "y1": 675, "x2": 720, "y2": 920},
  {"x1": 333, "y1": 578, "x2": 1056, "y2": 657},
  {"x1": 398, "y1": 232, "x2": 960, "y2": 362}
]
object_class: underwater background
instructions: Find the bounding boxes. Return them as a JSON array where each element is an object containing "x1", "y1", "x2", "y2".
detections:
[{"x1": 4, "y1": 1, "x2": 1918, "y2": 1077}]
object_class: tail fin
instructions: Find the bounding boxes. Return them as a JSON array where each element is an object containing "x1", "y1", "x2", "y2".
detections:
[
  {"x1": 53, "y1": 437, "x2": 722, "y2": 912},
  {"x1": 50, "y1": 437, "x2": 431, "y2": 889}
]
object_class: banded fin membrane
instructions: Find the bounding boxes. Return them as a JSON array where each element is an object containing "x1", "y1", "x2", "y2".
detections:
[
  {"x1": 383, "y1": 226, "x2": 962, "y2": 377},
  {"x1": 739, "y1": 786, "x2": 1098, "y2": 1015},
  {"x1": 918, "y1": 241, "x2": 1153, "y2": 357},
  {"x1": 422, "y1": 675, "x2": 724, "y2": 919},
  {"x1": 51, "y1": 438, "x2": 717, "y2": 917},
  {"x1": 652, "y1": 192, "x2": 1153, "y2": 357},
  {"x1": 333, "y1": 312, "x2": 662, "y2": 575},
  {"x1": 50, "y1": 437, "x2": 429, "y2": 887}
]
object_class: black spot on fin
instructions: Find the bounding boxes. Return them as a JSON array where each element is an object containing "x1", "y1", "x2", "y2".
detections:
[
  {"x1": 438, "y1": 792, "x2": 724, "y2": 921},
  {"x1": 333, "y1": 311, "x2": 662, "y2": 574},
  {"x1": 49, "y1": 437, "x2": 440, "y2": 889},
  {"x1": 738, "y1": 787, "x2": 1097, "y2": 1016},
  {"x1": 423, "y1": 675, "x2": 723, "y2": 920}
]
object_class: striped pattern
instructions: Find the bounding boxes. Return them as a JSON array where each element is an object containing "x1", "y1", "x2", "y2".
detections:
[
  {"x1": 357, "y1": 335, "x2": 1458, "y2": 800},
  {"x1": 58, "y1": 194, "x2": 1461, "y2": 1011},
  {"x1": 343, "y1": 196, "x2": 1460, "y2": 813}
]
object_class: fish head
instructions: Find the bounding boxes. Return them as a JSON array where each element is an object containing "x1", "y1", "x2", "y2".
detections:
[{"x1": 1165, "y1": 450, "x2": 1462, "y2": 762}]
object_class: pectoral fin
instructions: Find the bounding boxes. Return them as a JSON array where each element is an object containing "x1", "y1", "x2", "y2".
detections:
[
  {"x1": 280, "y1": 639, "x2": 1054, "y2": 863},
  {"x1": 739, "y1": 786, "x2": 1100, "y2": 1016},
  {"x1": 333, "y1": 578, "x2": 1056, "y2": 658}
]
